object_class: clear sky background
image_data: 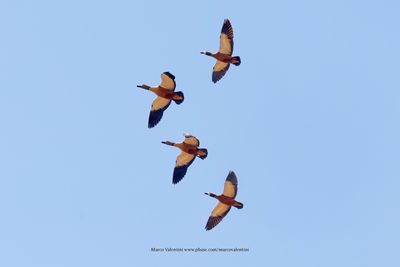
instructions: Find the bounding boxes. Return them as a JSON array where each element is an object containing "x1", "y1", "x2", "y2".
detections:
[{"x1": 1, "y1": 0, "x2": 399, "y2": 266}]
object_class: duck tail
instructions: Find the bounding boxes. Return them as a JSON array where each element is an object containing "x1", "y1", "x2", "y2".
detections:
[
  {"x1": 232, "y1": 56, "x2": 241, "y2": 66},
  {"x1": 173, "y1": 91, "x2": 184, "y2": 105},
  {"x1": 197, "y1": 148, "x2": 208, "y2": 160}
]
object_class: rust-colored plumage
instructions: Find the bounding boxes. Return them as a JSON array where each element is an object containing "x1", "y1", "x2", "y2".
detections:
[
  {"x1": 205, "y1": 171, "x2": 243, "y2": 231},
  {"x1": 162, "y1": 134, "x2": 208, "y2": 184},
  {"x1": 137, "y1": 72, "x2": 184, "y2": 128},
  {"x1": 201, "y1": 19, "x2": 241, "y2": 83}
]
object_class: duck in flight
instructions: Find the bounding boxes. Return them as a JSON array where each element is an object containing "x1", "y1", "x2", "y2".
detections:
[
  {"x1": 205, "y1": 171, "x2": 243, "y2": 230},
  {"x1": 162, "y1": 134, "x2": 208, "y2": 184},
  {"x1": 201, "y1": 19, "x2": 241, "y2": 83},
  {"x1": 137, "y1": 72, "x2": 184, "y2": 128}
]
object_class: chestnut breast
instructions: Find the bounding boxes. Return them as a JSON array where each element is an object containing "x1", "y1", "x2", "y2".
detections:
[
  {"x1": 181, "y1": 143, "x2": 198, "y2": 155},
  {"x1": 216, "y1": 195, "x2": 236, "y2": 206},
  {"x1": 156, "y1": 86, "x2": 175, "y2": 99},
  {"x1": 214, "y1": 53, "x2": 231, "y2": 62}
]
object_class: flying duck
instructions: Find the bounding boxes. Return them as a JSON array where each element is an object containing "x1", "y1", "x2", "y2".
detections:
[
  {"x1": 162, "y1": 134, "x2": 208, "y2": 184},
  {"x1": 205, "y1": 171, "x2": 243, "y2": 230},
  {"x1": 137, "y1": 72, "x2": 184, "y2": 128},
  {"x1": 201, "y1": 19, "x2": 241, "y2": 83}
]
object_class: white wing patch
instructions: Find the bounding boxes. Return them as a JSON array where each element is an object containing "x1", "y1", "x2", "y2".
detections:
[
  {"x1": 212, "y1": 61, "x2": 230, "y2": 83},
  {"x1": 219, "y1": 33, "x2": 233, "y2": 55},
  {"x1": 211, "y1": 202, "x2": 231, "y2": 218},
  {"x1": 175, "y1": 152, "x2": 196, "y2": 167},
  {"x1": 160, "y1": 72, "x2": 176, "y2": 91},
  {"x1": 205, "y1": 202, "x2": 231, "y2": 230},
  {"x1": 183, "y1": 135, "x2": 200, "y2": 146},
  {"x1": 223, "y1": 171, "x2": 238, "y2": 198},
  {"x1": 151, "y1": 96, "x2": 171, "y2": 111},
  {"x1": 213, "y1": 60, "x2": 230, "y2": 72}
]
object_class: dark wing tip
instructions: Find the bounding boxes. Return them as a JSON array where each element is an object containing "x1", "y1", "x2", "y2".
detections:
[
  {"x1": 148, "y1": 99, "x2": 171, "y2": 128},
  {"x1": 205, "y1": 216, "x2": 223, "y2": 231},
  {"x1": 163, "y1": 72, "x2": 175, "y2": 80},
  {"x1": 212, "y1": 70, "x2": 225, "y2": 83},
  {"x1": 148, "y1": 109, "x2": 165, "y2": 128},
  {"x1": 212, "y1": 62, "x2": 230, "y2": 83},
  {"x1": 172, "y1": 165, "x2": 189, "y2": 184},
  {"x1": 226, "y1": 171, "x2": 238, "y2": 184},
  {"x1": 221, "y1": 19, "x2": 233, "y2": 39},
  {"x1": 172, "y1": 155, "x2": 196, "y2": 184}
]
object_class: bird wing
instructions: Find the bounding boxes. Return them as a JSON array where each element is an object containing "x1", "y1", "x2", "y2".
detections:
[
  {"x1": 212, "y1": 61, "x2": 230, "y2": 83},
  {"x1": 183, "y1": 135, "x2": 200, "y2": 146},
  {"x1": 218, "y1": 19, "x2": 234, "y2": 55},
  {"x1": 172, "y1": 152, "x2": 196, "y2": 184},
  {"x1": 205, "y1": 203, "x2": 231, "y2": 230},
  {"x1": 222, "y1": 171, "x2": 238, "y2": 198},
  {"x1": 160, "y1": 72, "x2": 176, "y2": 91},
  {"x1": 148, "y1": 97, "x2": 171, "y2": 128}
]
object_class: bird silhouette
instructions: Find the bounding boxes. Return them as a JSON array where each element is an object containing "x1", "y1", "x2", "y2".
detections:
[
  {"x1": 137, "y1": 72, "x2": 184, "y2": 128},
  {"x1": 162, "y1": 134, "x2": 208, "y2": 184},
  {"x1": 201, "y1": 19, "x2": 241, "y2": 83},
  {"x1": 205, "y1": 171, "x2": 243, "y2": 230}
]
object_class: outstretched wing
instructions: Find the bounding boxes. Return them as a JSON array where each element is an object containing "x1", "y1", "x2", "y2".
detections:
[
  {"x1": 218, "y1": 19, "x2": 234, "y2": 55},
  {"x1": 148, "y1": 97, "x2": 171, "y2": 128},
  {"x1": 183, "y1": 134, "x2": 200, "y2": 147},
  {"x1": 172, "y1": 152, "x2": 196, "y2": 184},
  {"x1": 212, "y1": 61, "x2": 230, "y2": 83},
  {"x1": 205, "y1": 203, "x2": 231, "y2": 231},
  {"x1": 160, "y1": 72, "x2": 176, "y2": 91},
  {"x1": 222, "y1": 171, "x2": 238, "y2": 198}
]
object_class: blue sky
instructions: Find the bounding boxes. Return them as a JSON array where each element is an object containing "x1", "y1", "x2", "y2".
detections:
[{"x1": 1, "y1": 0, "x2": 400, "y2": 266}]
